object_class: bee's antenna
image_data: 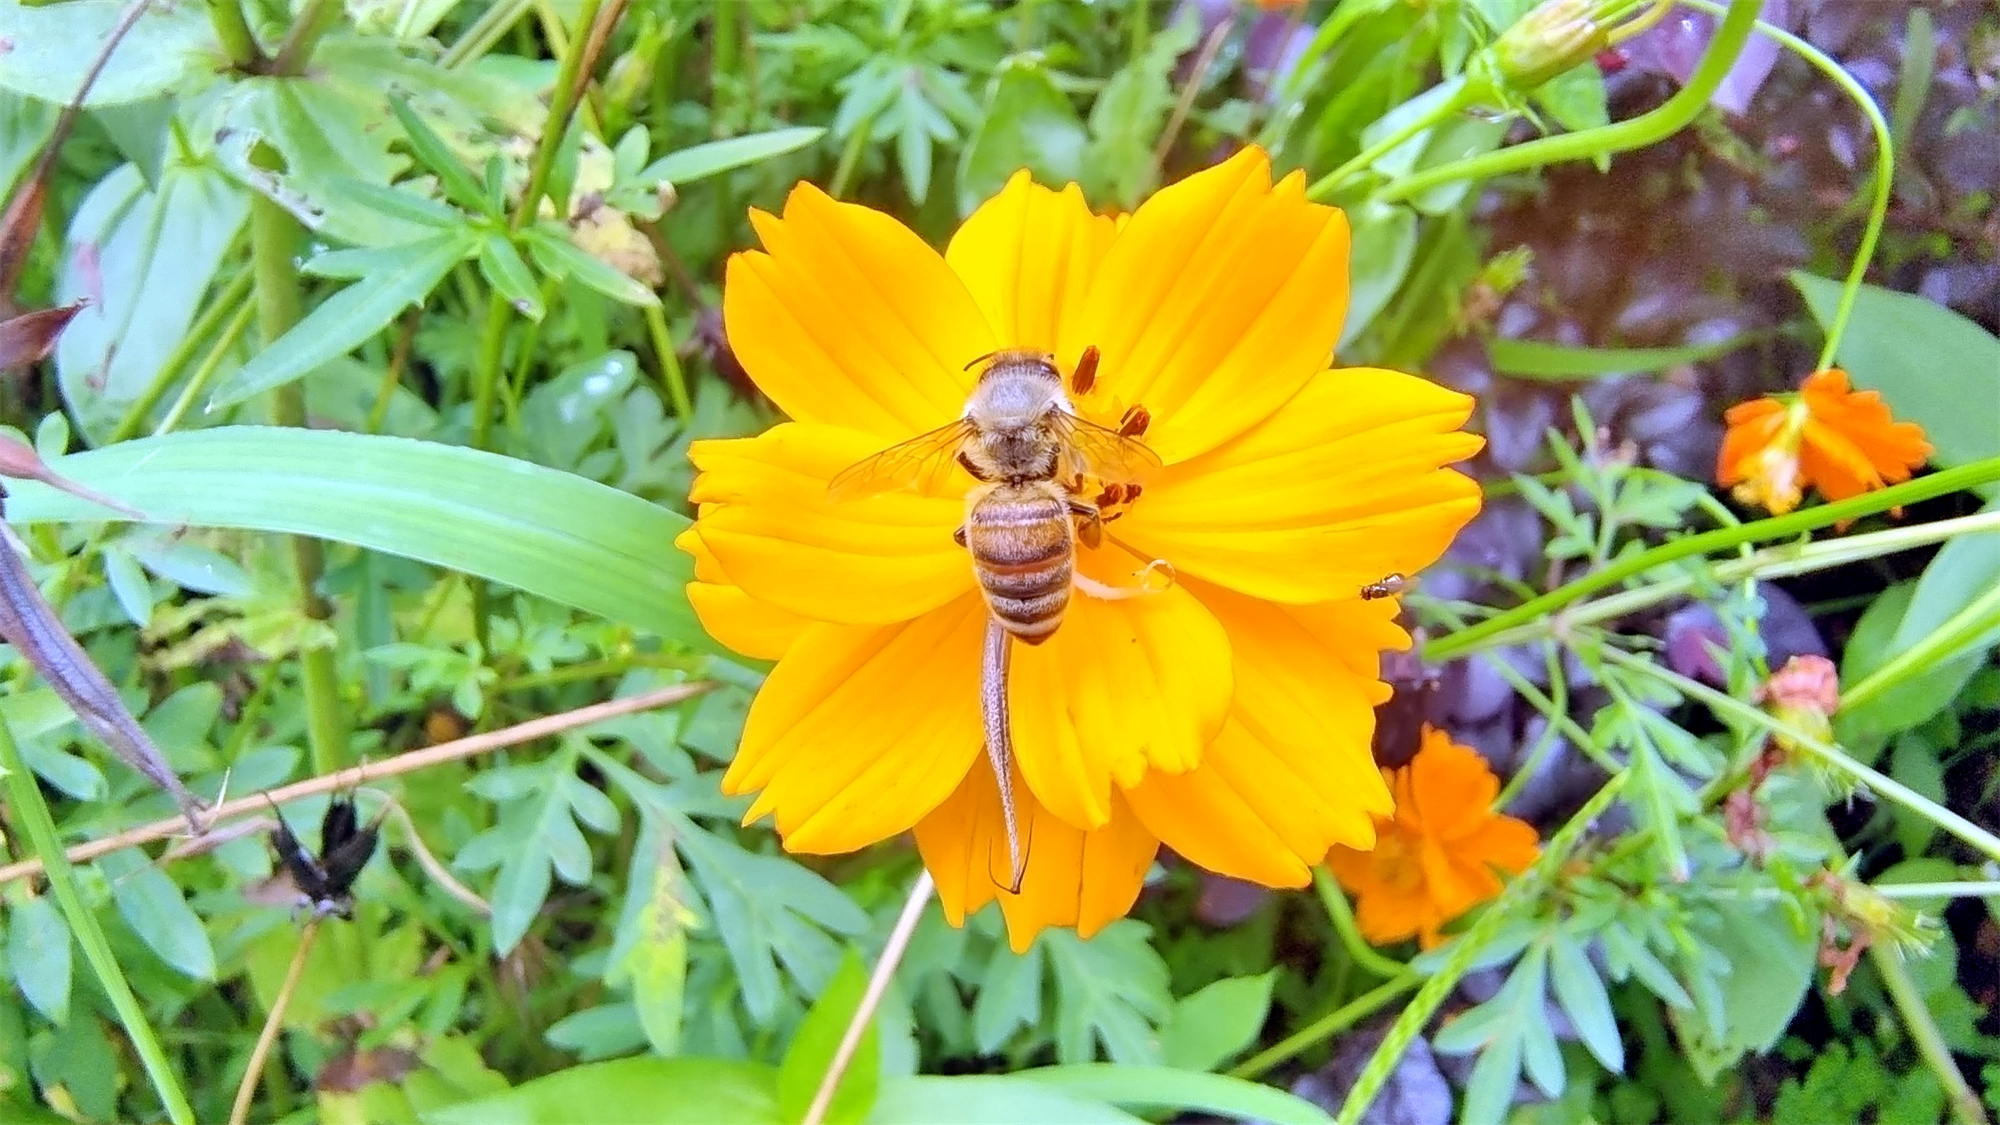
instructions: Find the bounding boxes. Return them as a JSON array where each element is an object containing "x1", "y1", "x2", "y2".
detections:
[{"x1": 963, "y1": 349, "x2": 1000, "y2": 371}]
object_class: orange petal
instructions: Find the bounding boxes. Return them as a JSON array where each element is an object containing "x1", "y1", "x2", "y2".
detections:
[
  {"x1": 914, "y1": 753, "x2": 1158, "y2": 953},
  {"x1": 1058, "y1": 147, "x2": 1353, "y2": 463},
  {"x1": 725, "y1": 596, "x2": 986, "y2": 852},
  {"x1": 1122, "y1": 367, "x2": 1483, "y2": 603},
  {"x1": 676, "y1": 527, "x2": 811, "y2": 659},
  {"x1": 689, "y1": 424, "x2": 971, "y2": 625},
  {"x1": 945, "y1": 171, "x2": 1117, "y2": 354},
  {"x1": 1125, "y1": 585, "x2": 1396, "y2": 885},
  {"x1": 1405, "y1": 730, "x2": 1502, "y2": 839},
  {"x1": 723, "y1": 182, "x2": 995, "y2": 440},
  {"x1": 1005, "y1": 570, "x2": 1233, "y2": 832}
]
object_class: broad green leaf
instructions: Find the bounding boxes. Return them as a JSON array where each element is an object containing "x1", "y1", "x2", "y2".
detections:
[
  {"x1": 1792, "y1": 272, "x2": 2000, "y2": 476},
  {"x1": 56, "y1": 162, "x2": 250, "y2": 441},
  {"x1": 1338, "y1": 200, "x2": 1418, "y2": 349},
  {"x1": 973, "y1": 939, "x2": 1044, "y2": 1053},
  {"x1": 0, "y1": 1, "x2": 218, "y2": 106},
  {"x1": 1548, "y1": 931, "x2": 1623, "y2": 1071},
  {"x1": 865, "y1": 1076, "x2": 1144, "y2": 1125},
  {"x1": 98, "y1": 848, "x2": 216, "y2": 981},
  {"x1": 209, "y1": 231, "x2": 475, "y2": 407},
  {"x1": 778, "y1": 954, "x2": 880, "y2": 1125},
  {"x1": 957, "y1": 57, "x2": 1087, "y2": 217},
  {"x1": 7, "y1": 895, "x2": 72, "y2": 1022},
  {"x1": 1021, "y1": 1065, "x2": 1333, "y2": 1125},
  {"x1": 1488, "y1": 334, "x2": 1761, "y2": 380},
  {"x1": 636, "y1": 127, "x2": 827, "y2": 187},
  {"x1": 422, "y1": 1058, "x2": 782, "y2": 1125},
  {"x1": 524, "y1": 226, "x2": 663, "y2": 308},
  {"x1": 1672, "y1": 902, "x2": 1815, "y2": 1081},
  {"x1": 3, "y1": 427, "x2": 699, "y2": 642},
  {"x1": 1159, "y1": 972, "x2": 1276, "y2": 1072}
]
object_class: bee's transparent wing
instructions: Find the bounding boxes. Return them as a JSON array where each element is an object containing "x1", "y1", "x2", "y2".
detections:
[
  {"x1": 826, "y1": 418, "x2": 978, "y2": 501},
  {"x1": 1053, "y1": 413, "x2": 1164, "y2": 485}
]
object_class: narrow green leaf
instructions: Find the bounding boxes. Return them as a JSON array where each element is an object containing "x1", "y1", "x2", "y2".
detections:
[
  {"x1": 524, "y1": 227, "x2": 662, "y2": 308},
  {"x1": 208, "y1": 232, "x2": 474, "y2": 408},
  {"x1": 1019, "y1": 1065, "x2": 1332, "y2": 1125},
  {"x1": 327, "y1": 175, "x2": 464, "y2": 229},
  {"x1": 1488, "y1": 334, "x2": 1762, "y2": 380},
  {"x1": 389, "y1": 97, "x2": 494, "y2": 217},
  {"x1": 778, "y1": 954, "x2": 880, "y2": 1125},
  {"x1": 421, "y1": 1058, "x2": 782, "y2": 1125},
  {"x1": 479, "y1": 233, "x2": 547, "y2": 321},
  {"x1": 1549, "y1": 931, "x2": 1624, "y2": 1071},
  {"x1": 4, "y1": 427, "x2": 699, "y2": 642},
  {"x1": 635, "y1": 127, "x2": 827, "y2": 187},
  {"x1": 303, "y1": 242, "x2": 443, "y2": 281},
  {"x1": 868, "y1": 1076, "x2": 1145, "y2": 1125}
]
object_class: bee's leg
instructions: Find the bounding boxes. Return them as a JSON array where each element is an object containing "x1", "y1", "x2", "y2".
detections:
[
  {"x1": 956, "y1": 451, "x2": 991, "y2": 481},
  {"x1": 1067, "y1": 498, "x2": 1103, "y2": 550},
  {"x1": 1074, "y1": 559, "x2": 1175, "y2": 600},
  {"x1": 953, "y1": 525, "x2": 968, "y2": 548}
]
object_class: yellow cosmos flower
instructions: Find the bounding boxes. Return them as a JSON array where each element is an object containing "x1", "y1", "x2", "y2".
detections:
[
  {"x1": 679, "y1": 147, "x2": 1484, "y2": 951},
  {"x1": 1326, "y1": 727, "x2": 1541, "y2": 949}
]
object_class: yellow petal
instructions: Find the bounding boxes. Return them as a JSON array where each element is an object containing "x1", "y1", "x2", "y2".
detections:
[
  {"x1": 914, "y1": 754, "x2": 1158, "y2": 953},
  {"x1": 1058, "y1": 147, "x2": 1353, "y2": 462},
  {"x1": 945, "y1": 171, "x2": 1118, "y2": 355},
  {"x1": 725, "y1": 596, "x2": 986, "y2": 852},
  {"x1": 723, "y1": 182, "x2": 995, "y2": 440},
  {"x1": 675, "y1": 527, "x2": 811, "y2": 659},
  {"x1": 689, "y1": 424, "x2": 971, "y2": 625},
  {"x1": 1123, "y1": 367, "x2": 1483, "y2": 603},
  {"x1": 1126, "y1": 584, "x2": 1393, "y2": 885},
  {"x1": 1006, "y1": 565, "x2": 1232, "y2": 832}
]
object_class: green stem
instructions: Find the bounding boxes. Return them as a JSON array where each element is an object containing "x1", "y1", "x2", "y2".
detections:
[
  {"x1": 1841, "y1": 577, "x2": 2000, "y2": 713},
  {"x1": 1377, "y1": 0, "x2": 1760, "y2": 205},
  {"x1": 269, "y1": 0, "x2": 338, "y2": 78},
  {"x1": 1314, "y1": 868, "x2": 1410, "y2": 979},
  {"x1": 206, "y1": 0, "x2": 266, "y2": 70},
  {"x1": 1675, "y1": 0, "x2": 1893, "y2": 370},
  {"x1": 1307, "y1": 79, "x2": 1480, "y2": 202},
  {"x1": 0, "y1": 719, "x2": 195, "y2": 1125},
  {"x1": 513, "y1": 0, "x2": 606, "y2": 231},
  {"x1": 469, "y1": 290, "x2": 510, "y2": 452},
  {"x1": 1602, "y1": 646, "x2": 2000, "y2": 867},
  {"x1": 154, "y1": 297, "x2": 256, "y2": 436},
  {"x1": 442, "y1": 0, "x2": 535, "y2": 68},
  {"x1": 1333, "y1": 772, "x2": 1630, "y2": 1125},
  {"x1": 828, "y1": 115, "x2": 876, "y2": 199},
  {"x1": 1228, "y1": 974, "x2": 1419, "y2": 1081},
  {"x1": 250, "y1": 194, "x2": 347, "y2": 777},
  {"x1": 1870, "y1": 944, "x2": 1990, "y2": 1125},
  {"x1": 1422, "y1": 457, "x2": 2000, "y2": 662},
  {"x1": 107, "y1": 260, "x2": 254, "y2": 442},
  {"x1": 1871, "y1": 881, "x2": 2000, "y2": 899},
  {"x1": 645, "y1": 303, "x2": 694, "y2": 420}
]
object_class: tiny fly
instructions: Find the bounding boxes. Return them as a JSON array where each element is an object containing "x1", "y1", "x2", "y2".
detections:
[{"x1": 265, "y1": 794, "x2": 382, "y2": 921}]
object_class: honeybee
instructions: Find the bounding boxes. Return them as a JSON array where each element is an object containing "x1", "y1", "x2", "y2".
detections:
[{"x1": 829, "y1": 347, "x2": 1162, "y2": 890}]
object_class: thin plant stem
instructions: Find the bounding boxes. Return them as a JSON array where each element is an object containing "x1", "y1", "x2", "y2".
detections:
[
  {"x1": 801, "y1": 870, "x2": 935, "y2": 1125},
  {"x1": 1313, "y1": 868, "x2": 1408, "y2": 980},
  {"x1": 1601, "y1": 646, "x2": 2000, "y2": 867},
  {"x1": 1675, "y1": 0, "x2": 1894, "y2": 370},
  {"x1": 1150, "y1": 12, "x2": 1233, "y2": 175},
  {"x1": 228, "y1": 921, "x2": 321, "y2": 1125},
  {"x1": 0, "y1": 682, "x2": 712, "y2": 886},
  {"x1": 645, "y1": 303, "x2": 694, "y2": 420},
  {"x1": 495, "y1": 653, "x2": 681, "y2": 694},
  {"x1": 828, "y1": 114, "x2": 876, "y2": 199},
  {"x1": 0, "y1": 718, "x2": 196, "y2": 1125},
  {"x1": 1842, "y1": 579, "x2": 2000, "y2": 713},
  {"x1": 1376, "y1": 0, "x2": 1760, "y2": 204},
  {"x1": 154, "y1": 298, "x2": 256, "y2": 436},
  {"x1": 1423, "y1": 456, "x2": 2000, "y2": 662},
  {"x1": 512, "y1": 0, "x2": 610, "y2": 230},
  {"x1": 1229, "y1": 974, "x2": 1420, "y2": 1080},
  {"x1": 206, "y1": 0, "x2": 265, "y2": 70},
  {"x1": 1307, "y1": 80, "x2": 1480, "y2": 201},
  {"x1": 443, "y1": 0, "x2": 535, "y2": 68},
  {"x1": 269, "y1": 0, "x2": 338, "y2": 78},
  {"x1": 1334, "y1": 772, "x2": 1629, "y2": 1125},
  {"x1": 1870, "y1": 943, "x2": 1990, "y2": 1125},
  {"x1": 107, "y1": 265, "x2": 253, "y2": 442}
]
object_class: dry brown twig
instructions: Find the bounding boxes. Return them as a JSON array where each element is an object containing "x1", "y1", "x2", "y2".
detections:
[{"x1": 0, "y1": 681, "x2": 713, "y2": 886}]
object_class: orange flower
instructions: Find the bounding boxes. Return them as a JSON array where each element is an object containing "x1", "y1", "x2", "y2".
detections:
[
  {"x1": 1326, "y1": 727, "x2": 1540, "y2": 948},
  {"x1": 680, "y1": 149, "x2": 1483, "y2": 950},
  {"x1": 1716, "y1": 368, "x2": 1931, "y2": 515}
]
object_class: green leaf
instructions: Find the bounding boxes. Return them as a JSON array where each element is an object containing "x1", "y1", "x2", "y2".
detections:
[
  {"x1": 7, "y1": 895, "x2": 73, "y2": 1022},
  {"x1": 0, "y1": 1, "x2": 218, "y2": 107},
  {"x1": 1083, "y1": 15, "x2": 1197, "y2": 208},
  {"x1": 210, "y1": 232, "x2": 474, "y2": 408},
  {"x1": 778, "y1": 954, "x2": 880, "y2": 1125},
  {"x1": 1792, "y1": 272, "x2": 2000, "y2": 476},
  {"x1": 1045, "y1": 924, "x2": 1171, "y2": 1065},
  {"x1": 1488, "y1": 334, "x2": 1761, "y2": 380},
  {"x1": 479, "y1": 233, "x2": 547, "y2": 321},
  {"x1": 957, "y1": 57, "x2": 1087, "y2": 217},
  {"x1": 329, "y1": 175, "x2": 465, "y2": 229},
  {"x1": 1548, "y1": 930, "x2": 1622, "y2": 1072},
  {"x1": 1673, "y1": 902, "x2": 1815, "y2": 1081},
  {"x1": 1021, "y1": 1065, "x2": 1333, "y2": 1125},
  {"x1": 524, "y1": 227, "x2": 663, "y2": 308},
  {"x1": 636, "y1": 127, "x2": 826, "y2": 187},
  {"x1": 97, "y1": 849, "x2": 216, "y2": 981},
  {"x1": 1338, "y1": 200, "x2": 1418, "y2": 349},
  {"x1": 3, "y1": 427, "x2": 699, "y2": 642},
  {"x1": 390, "y1": 97, "x2": 495, "y2": 217},
  {"x1": 1159, "y1": 972, "x2": 1276, "y2": 1072},
  {"x1": 421, "y1": 1058, "x2": 782, "y2": 1125},
  {"x1": 865, "y1": 1076, "x2": 1144, "y2": 1125}
]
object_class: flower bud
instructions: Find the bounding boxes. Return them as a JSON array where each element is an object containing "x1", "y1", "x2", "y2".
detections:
[
  {"x1": 1491, "y1": 0, "x2": 1611, "y2": 91},
  {"x1": 1756, "y1": 654, "x2": 1839, "y2": 757}
]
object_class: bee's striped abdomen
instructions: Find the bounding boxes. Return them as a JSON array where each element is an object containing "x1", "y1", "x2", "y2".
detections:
[{"x1": 965, "y1": 484, "x2": 1073, "y2": 645}]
